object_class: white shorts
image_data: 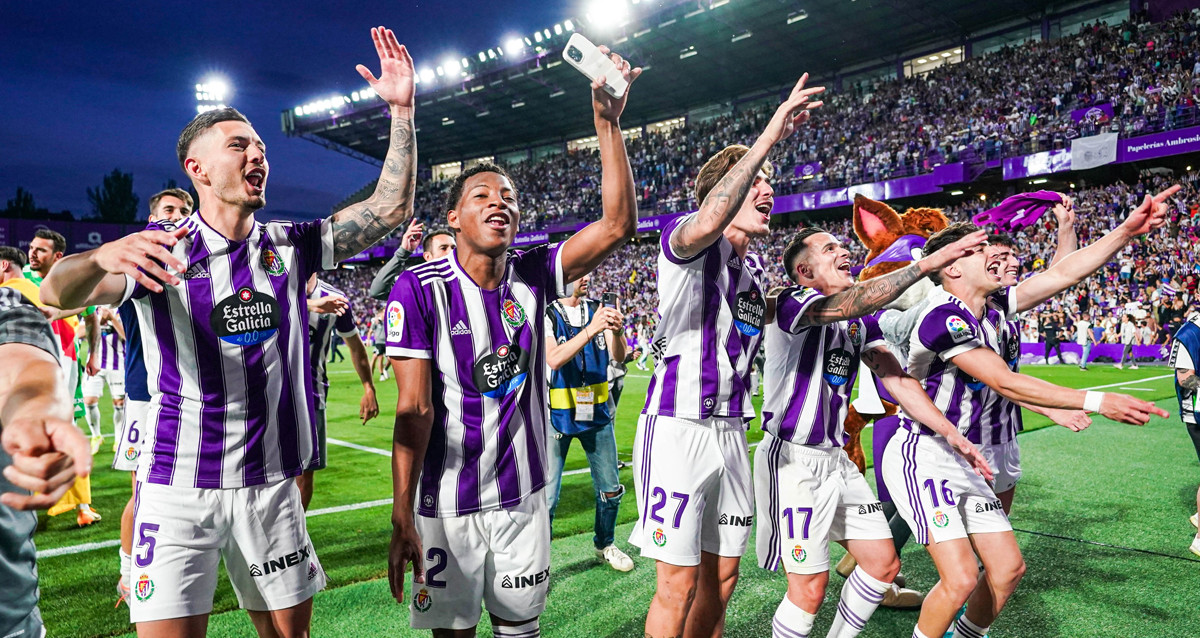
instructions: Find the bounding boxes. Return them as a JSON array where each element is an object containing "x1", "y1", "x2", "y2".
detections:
[
  {"x1": 112, "y1": 399, "x2": 148, "y2": 472},
  {"x1": 880, "y1": 425, "x2": 1011, "y2": 546},
  {"x1": 410, "y1": 496, "x2": 550, "y2": 630},
  {"x1": 128, "y1": 479, "x2": 326, "y2": 623},
  {"x1": 981, "y1": 437, "x2": 1021, "y2": 495},
  {"x1": 755, "y1": 433, "x2": 892, "y2": 574},
  {"x1": 629, "y1": 414, "x2": 754, "y2": 566},
  {"x1": 82, "y1": 368, "x2": 125, "y2": 399}
]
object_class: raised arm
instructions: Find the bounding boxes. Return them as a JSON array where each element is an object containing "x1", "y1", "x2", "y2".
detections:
[
  {"x1": 329, "y1": 27, "x2": 417, "y2": 263},
  {"x1": 1047, "y1": 196, "x2": 1079, "y2": 268},
  {"x1": 862, "y1": 346, "x2": 992, "y2": 479},
  {"x1": 1014, "y1": 185, "x2": 1179, "y2": 312},
  {"x1": 950, "y1": 346, "x2": 1167, "y2": 425},
  {"x1": 670, "y1": 75, "x2": 824, "y2": 260},
  {"x1": 387, "y1": 355, "x2": 433, "y2": 604},
  {"x1": 797, "y1": 231, "x2": 986, "y2": 326},
  {"x1": 368, "y1": 219, "x2": 420, "y2": 300},
  {"x1": 558, "y1": 47, "x2": 642, "y2": 283}
]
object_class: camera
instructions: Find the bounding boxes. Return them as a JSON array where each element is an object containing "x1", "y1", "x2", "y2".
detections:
[{"x1": 567, "y1": 46, "x2": 583, "y2": 63}]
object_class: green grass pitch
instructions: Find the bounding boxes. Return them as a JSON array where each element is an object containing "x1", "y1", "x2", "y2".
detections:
[{"x1": 32, "y1": 364, "x2": 1199, "y2": 637}]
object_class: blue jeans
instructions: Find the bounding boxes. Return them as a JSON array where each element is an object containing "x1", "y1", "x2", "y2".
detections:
[
  {"x1": 545, "y1": 420, "x2": 623, "y2": 549},
  {"x1": 1080, "y1": 342, "x2": 1093, "y2": 368}
]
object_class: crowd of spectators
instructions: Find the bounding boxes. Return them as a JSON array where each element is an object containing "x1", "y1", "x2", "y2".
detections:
[
  {"x1": 325, "y1": 165, "x2": 1199, "y2": 361},
  {"x1": 385, "y1": 10, "x2": 1200, "y2": 232}
]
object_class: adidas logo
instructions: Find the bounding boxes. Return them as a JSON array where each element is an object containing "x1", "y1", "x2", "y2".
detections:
[
  {"x1": 450, "y1": 320, "x2": 470, "y2": 336},
  {"x1": 182, "y1": 263, "x2": 210, "y2": 280},
  {"x1": 727, "y1": 255, "x2": 742, "y2": 269}
]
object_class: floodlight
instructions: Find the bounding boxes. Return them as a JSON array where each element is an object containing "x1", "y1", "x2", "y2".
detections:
[
  {"x1": 445, "y1": 59, "x2": 461, "y2": 74},
  {"x1": 419, "y1": 68, "x2": 435, "y2": 83},
  {"x1": 294, "y1": 106, "x2": 303, "y2": 116},
  {"x1": 478, "y1": 52, "x2": 487, "y2": 62},
  {"x1": 204, "y1": 77, "x2": 229, "y2": 101},
  {"x1": 554, "y1": 23, "x2": 563, "y2": 35},
  {"x1": 564, "y1": 20, "x2": 575, "y2": 31},
  {"x1": 535, "y1": 31, "x2": 543, "y2": 43},
  {"x1": 505, "y1": 37, "x2": 525, "y2": 55},
  {"x1": 587, "y1": 0, "x2": 628, "y2": 29}
]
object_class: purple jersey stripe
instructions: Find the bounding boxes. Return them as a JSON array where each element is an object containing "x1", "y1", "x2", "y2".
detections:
[
  {"x1": 146, "y1": 289, "x2": 182, "y2": 485},
  {"x1": 698, "y1": 248, "x2": 723, "y2": 415},
  {"x1": 482, "y1": 288, "x2": 524, "y2": 510},
  {"x1": 259, "y1": 230, "x2": 310, "y2": 476}
]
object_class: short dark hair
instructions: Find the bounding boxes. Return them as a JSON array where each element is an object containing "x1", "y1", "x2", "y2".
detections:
[
  {"x1": 782, "y1": 227, "x2": 828, "y2": 284},
  {"x1": 33, "y1": 228, "x2": 66, "y2": 254},
  {"x1": 445, "y1": 163, "x2": 513, "y2": 213},
  {"x1": 177, "y1": 107, "x2": 252, "y2": 170},
  {"x1": 149, "y1": 188, "x2": 194, "y2": 216},
  {"x1": 421, "y1": 227, "x2": 455, "y2": 253},
  {"x1": 0, "y1": 245, "x2": 27, "y2": 269},
  {"x1": 988, "y1": 232, "x2": 1015, "y2": 249},
  {"x1": 694, "y1": 145, "x2": 774, "y2": 207},
  {"x1": 923, "y1": 222, "x2": 981, "y2": 285}
]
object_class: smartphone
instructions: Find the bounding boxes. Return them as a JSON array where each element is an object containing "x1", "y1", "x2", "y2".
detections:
[
  {"x1": 602, "y1": 292, "x2": 618, "y2": 309},
  {"x1": 562, "y1": 33, "x2": 627, "y2": 99}
]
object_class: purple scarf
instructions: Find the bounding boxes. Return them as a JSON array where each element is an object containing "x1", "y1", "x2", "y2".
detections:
[{"x1": 972, "y1": 190, "x2": 1066, "y2": 232}]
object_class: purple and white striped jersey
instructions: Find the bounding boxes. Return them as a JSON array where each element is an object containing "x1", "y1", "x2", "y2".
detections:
[
  {"x1": 762, "y1": 287, "x2": 887, "y2": 447},
  {"x1": 902, "y1": 286, "x2": 999, "y2": 441},
  {"x1": 96, "y1": 325, "x2": 124, "y2": 372},
  {"x1": 308, "y1": 280, "x2": 358, "y2": 409},
  {"x1": 643, "y1": 214, "x2": 767, "y2": 421},
  {"x1": 978, "y1": 288, "x2": 1023, "y2": 444},
  {"x1": 386, "y1": 245, "x2": 571, "y2": 518},
  {"x1": 121, "y1": 214, "x2": 334, "y2": 489}
]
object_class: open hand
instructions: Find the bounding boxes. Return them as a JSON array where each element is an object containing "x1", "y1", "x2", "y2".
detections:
[
  {"x1": 919, "y1": 230, "x2": 988, "y2": 272},
  {"x1": 760, "y1": 73, "x2": 825, "y2": 145},
  {"x1": 1044, "y1": 407, "x2": 1092, "y2": 432},
  {"x1": 1098, "y1": 392, "x2": 1169, "y2": 425},
  {"x1": 308, "y1": 295, "x2": 349, "y2": 316},
  {"x1": 94, "y1": 228, "x2": 188, "y2": 293},
  {"x1": 591, "y1": 45, "x2": 643, "y2": 124},
  {"x1": 948, "y1": 433, "x2": 994, "y2": 482},
  {"x1": 388, "y1": 519, "x2": 424, "y2": 604},
  {"x1": 357, "y1": 27, "x2": 415, "y2": 110}
]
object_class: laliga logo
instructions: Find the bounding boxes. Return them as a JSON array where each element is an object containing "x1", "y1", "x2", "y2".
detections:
[{"x1": 791, "y1": 545, "x2": 807, "y2": 563}]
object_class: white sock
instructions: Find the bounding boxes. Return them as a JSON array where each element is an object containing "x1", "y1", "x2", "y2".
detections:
[
  {"x1": 119, "y1": 549, "x2": 131, "y2": 582},
  {"x1": 113, "y1": 404, "x2": 125, "y2": 439},
  {"x1": 772, "y1": 596, "x2": 815, "y2": 638},
  {"x1": 912, "y1": 627, "x2": 932, "y2": 638},
  {"x1": 492, "y1": 619, "x2": 539, "y2": 637},
  {"x1": 827, "y1": 566, "x2": 891, "y2": 637},
  {"x1": 85, "y1": 403, "x2": 101, "y2": 437},
  {"x1": 953, "y1": 613, "x2": 990, "y2": 638}
]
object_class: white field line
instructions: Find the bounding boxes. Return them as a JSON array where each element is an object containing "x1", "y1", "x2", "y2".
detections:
[{"x1": 45, "y1": 373, "x2": 1170, "y2": 560}]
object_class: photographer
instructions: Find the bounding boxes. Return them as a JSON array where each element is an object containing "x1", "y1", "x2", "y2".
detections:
[{"x1": 544, "y1": 275, "x2": 633, "y2": 572}]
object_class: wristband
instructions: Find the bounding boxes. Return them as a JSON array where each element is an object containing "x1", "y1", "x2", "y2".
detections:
[{"x1": 1083, "y1": 391, "x2": 1104, "y2": 413}]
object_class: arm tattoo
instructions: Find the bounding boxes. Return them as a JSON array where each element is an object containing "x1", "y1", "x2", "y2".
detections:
[
  {"x1": 1181, "y1": 371, "x2": 1200, "y2": 391},
  {"x1": 798, "y1": 263, "x2": 923, "y2": 326},
  {"x1": 670, "y1": 155, "x2": 759, "y2": 257},
  {"x1": 330, "y1": 114, "x2": 416, "y2": 262}
]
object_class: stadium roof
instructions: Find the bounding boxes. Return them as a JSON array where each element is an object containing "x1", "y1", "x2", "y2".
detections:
[{"x1": 283, "y1": 0, "x2": 1057, "y2": 166}]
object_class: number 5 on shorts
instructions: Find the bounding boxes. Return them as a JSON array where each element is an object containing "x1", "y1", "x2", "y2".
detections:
[{"x1": 135, "y1": 523, "x2": 160, "y2": 568}]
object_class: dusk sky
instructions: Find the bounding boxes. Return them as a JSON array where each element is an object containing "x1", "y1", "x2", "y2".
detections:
[{"x1": 0, "y1": 2, "x2": 595, "y2": 221}]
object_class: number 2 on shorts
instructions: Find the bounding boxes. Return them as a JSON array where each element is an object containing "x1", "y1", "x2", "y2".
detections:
[{"x1": 648, "y1": 487, "x2": 690, "y2": 528}]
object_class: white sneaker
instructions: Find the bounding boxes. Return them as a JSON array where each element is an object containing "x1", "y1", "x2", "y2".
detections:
[
  {"x1": 1190, "y1": 512, "x2": 1198, "y2": 529},
  {"x1": 1190, "y1": 534, "x2": 1200, "y2": 559},
  {"x1": 1131, "y1": 364, "x2": 1140, "y2": 370},
  {"x1": 596, "y1": 545, "x2": 634, "y2": 572},
  {"x1": 1114, "y1": 363, "x2": 1123, "y2": 369}
]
